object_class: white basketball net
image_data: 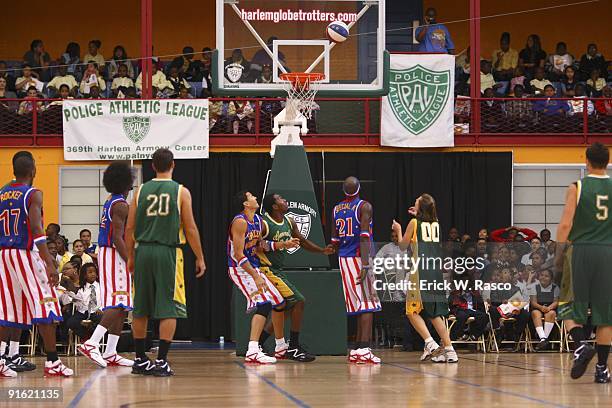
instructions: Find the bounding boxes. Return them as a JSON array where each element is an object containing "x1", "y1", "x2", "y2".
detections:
[{"x1": 280, "y1": 73, "x2": 324, "y2": 121}]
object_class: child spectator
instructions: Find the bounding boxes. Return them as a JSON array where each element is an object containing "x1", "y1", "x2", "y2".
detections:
[
  {"x1": 83, "y1": 40, "x2": 105, "y2": 73},
  {"x1": 578, "y1": 43, "x2": 607, "y2": 81},
  {"x1": 529, "y1": 269, "x2": 559, "y2": 351},
  {"x1": 0, "y1": 77, "x2": 17, "y2": 100},
  {"x1": 518, "y1": 34, "x2": 547, "y2": 80},
  {"x1": 533, "y1": 85, "x2": 569, "y2": 116},
  {"x1": 0, "y1": 61, "x2": 16, "y2": 93},
  {"x1": 255, "y1": 65, "x2": 273, "y2": 84},
  {"x1": 111, "y1": 64, "x2": 135, "y2": 97},
  {"x1": 568, "y1": 83, "x2": 595, "y2": 116},
  {"x1": 79, "y1": 229, "x2": 98, "y2": 260},
  {"x1": 529, "y1": 67, "x2": 552, "y2": 95},
  {"x1": 87, "y1": 85, "x2": 102, "y2": 99},
  {"x1": 18, "y1": 87, "x2": 44, "y2": 115},
  {"x1": 107, "y1": 45, "x2": 134, "y2": 80},
  {"x1": 520, "y1": 237, "x2": 542, "y2": 265},
  {"x1": 448, "y1": 276, "x2": 488, "y2": 341},
  {"x1": 516, "y1": 264, "x2": 537, "y2": 301},
  {"x1": 15, "y1": 64, "x2": 44, "y2": 97},
  {"x1": 492, "y1": 32, "x2": 518, "y2": 94},
  {"x1": 505, "y1": 85, "x2": 533, "y2": 127},
  {"x1": 46, "y1": 240, "x2": 59, "y2": 268},
  {"x1": 530, "y1": 248, "x2": 548, "y2": 272},
  {"x1": 167, "y1": 65, "x2": 191, "y2": 96},
  {"x1": 595, "y1": 86, "x2": 612, "y2": 116},
  {"x1": 56, "y1": 235, "x2": 70, "y2": 265},
  {"x1": 560, "y1": 66, "x2": 579, "y2": 97},
  {"x1": 481, "y1": 88, "x2": 504, "y2": 128},
  {"x1": 66, "y1": 263, "x2": 102, "y2": 340},
  {"x1": 80, "y1": 62, "x2": 106, "y2": 96},
  {"x1": 509, "y1": 66, "x2": 526, "y2": 96},
  {"x1": 469, "y1": 60, "x2": 502, "y2": 95},
  {"x1": 72, "y1": 239, "x2": 94, "y2": 264},
  {"x1": 48, "y1": 84, "x2": 72, "y2": 107},
  {"x1": 23, "y1": 39, "x2": 51, "y2": 81},
  {"x1": 61, "y1": 42, "x2": 81, "y2": 80},
  {"x1": 546, "y1": 42, "x2": 574, "y2": 82},
  {"x1": 47, "y1": 65, "x2": 78, "y2": 97},
  {"x1": 587, "y1": 68, "x2": 606, "y2": 97},
  {"x1": 136, "y1": 59, "x2": 170, "y2": 94}
]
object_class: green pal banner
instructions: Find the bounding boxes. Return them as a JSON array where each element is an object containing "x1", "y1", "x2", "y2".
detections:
[{"x1": 263, "y1": 146, "x2": 329, "y2": 268}]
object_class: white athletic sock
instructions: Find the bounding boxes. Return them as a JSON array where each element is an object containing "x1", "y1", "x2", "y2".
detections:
[
  {"x1": 424, "y1": 337, "x2": 434, "y2": 344},
  {"x1": 88, "y1": 325, "x2": 108, "y2": 345},
  {"x1": 275, "y1": 338, "x2": 286, "y2": 349},
  {"x1": 0, "y1": 341, "x2": 6, "y2": 356},
  {"x1": 544, "y1": 322, "x2": 554, "y2": 338},
  {"x1": 248, "y1": 341, "x2": 259, "y2": 353},
  {"x1": 9, "y1": 341, "x2": 19, "y2": 357},
  {"x1": 104, "y1": 334, "x2": 120, "y2": 357},
  {"x1": 536, "y1": 326, "x2": 546, "y2": 340},
  {"x1": 444, "y1": 346, "x2": 454, "y2": 351}
]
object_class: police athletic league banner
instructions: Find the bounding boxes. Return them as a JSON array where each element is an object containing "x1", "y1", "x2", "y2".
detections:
[
  {"x1": 381, "y1": 54, "x2": 455, "y2": 147},
  {"x1": 62, "y1": 99, "x2": 209, "y2": 160}
]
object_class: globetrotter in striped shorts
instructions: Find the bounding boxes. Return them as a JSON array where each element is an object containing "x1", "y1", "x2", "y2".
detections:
[
  {"x1": 331, "y1": 177, "x2": 381, "y2": 364},
  {"x1": 78, "y1": 162, "x2": 135, "y2": 369}
]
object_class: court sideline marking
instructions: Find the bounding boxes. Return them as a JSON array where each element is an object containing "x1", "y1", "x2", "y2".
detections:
[
  {"x1": 386, "y1": 362, "x2": 572, "y2": 408},
  {"x1": 66, "y1": 368, "x2": 106, "y2": 408},
  {"x1": 234, "y1": 361, "x2": 310, "y2": 408}
]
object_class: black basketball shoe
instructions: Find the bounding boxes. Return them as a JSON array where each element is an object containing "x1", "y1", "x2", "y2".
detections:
[
  {"x1": 595, "y1": 364, "x2": 610, "y2": 384},
  {"x1": 570, "y1": 343, "x2": 596, "y2": 379},
  {"x1": 6, "y1": 355, "x2": 36, "y2": 372},
  {"x1": 153, "y1": 359, "x2": 175, "y2": 377},
  {"x1": 286, "y1": 344, "x2": 315, "y2": 362},
  {"x1": 132, "y1": 357, "x2": 155, "y2": 375}
]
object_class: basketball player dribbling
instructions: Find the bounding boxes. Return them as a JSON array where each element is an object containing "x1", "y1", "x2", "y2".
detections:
[
  {"x1": 392, "y1": 194, "x2": 458, "y2": 363},
  {"x1": 331, "y1": 176, "x2": 381, "y2": 364}
]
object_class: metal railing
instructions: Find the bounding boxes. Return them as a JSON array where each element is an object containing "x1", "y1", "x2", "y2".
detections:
[{"x1": 0, "y1": 97, "x2": 610, "y2": 147}]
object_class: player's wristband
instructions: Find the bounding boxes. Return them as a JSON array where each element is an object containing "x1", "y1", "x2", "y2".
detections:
[
  {"x1": 331, "y1": 237, "x2": 340, "y2": 242},
  {"x1": 33, "y1": 235, "x2": 47, "y2": 245},
  {"x1": 237, "y1": 257, "x2": 248, "y2": 267},
  {"x1": 265, "y1": 240, "x2": 279, "y2": 251},
  {"x1": 360, "y1": 231, "x2": 371, "y2": 238}
]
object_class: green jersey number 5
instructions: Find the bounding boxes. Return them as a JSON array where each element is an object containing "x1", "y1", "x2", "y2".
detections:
[{"x1": 596, "y1": 194, "x2": 608, "y2": 221}]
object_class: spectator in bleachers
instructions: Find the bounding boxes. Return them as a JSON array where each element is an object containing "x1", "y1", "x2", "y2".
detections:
[
  {"x1": 111, "y1": 64, "x2": 135, "y2": 97},
  {"x1": 561, "y1": 66, "x2": 579, "y2": 97},
  {"x1": 87, "y1": 85, "x2": 102, "y2": 99},
  {"x1": 83, "y1": 40, "x2": 105, "y2": 73},
  {"x1": 568, "y1": 83, "x2": 595, "y2": 116},
  {"x1": 587, "y1": 68, "x2": 606, "y2": 97},
  {"x1": 61, "y1": 42, "x2": 81, "y2": 80},
  {"x1": 79, "y1": 229, "x2": 97, "y2": 260},
  {"x1": 0, "y1": 77, "x2": 17, "y2": 100},
  {"x1": 23, "y1": 39, "x2": 51, "y2": 81},
  {"x1": 59, "y1": 261, "x2": 80, "y2": 290},
  {"x1": 578, "y1": 43, "x2": 607, "y2": 81},
  {"x1": 505, "y1": 85, "x2": 533, "y2": 128},
  {"x1": 518, "y1": 34, "x2": 546, "y2": 80},
  {"x1": 481, "y1": 88, "x2": 503, "y2": 129},
  {"x1": 533, "y1": 85, "x2": 569, "y2": 122},
  {"x1": 546, "y1": 42, "x2": 574, "y2": 82},
  {"x1": 255, "y1": 64, "x2": 273, "y2": 84},
  {"x1": 490, "y1": 226, "x2": 537, "y2": 242},
  {"x1": 539, "y1": 228, "x2": 551, "y2": 243},
  {"x1": 48, "y1": 84, "x2": 72, "y2": 107},
  {"x1": 15, "y1": 64, "x2": 43, "y2": 97},
  {"x1": 136, "y1": 59, "x2": 169, "y2": 94},
  {"x1": 18, "y1": 86, "x2": 44, "y2": 115},
  {"x1": 80, "y1": 62, "x2": 106, "y2": 96},
  {"x1": 167, "y1": 65, "x2": 191, "y2": 96},
  {"x1": 46, "y1": 222, "x2": 60, "y2": 240},
  {"x1": 529, "y1": 268, "x2": 559, "y2": 351},
  {"x1": 468, "y1": 60, "x2": 502, "y2": 95},
  {"x1": 66, "y1": 263, "x2": 102, "y2": 340},
  {"x1": 448, "y1": 276, "x2": 488, "y2": 341},
  {"x1": 492, "y1": 32, "x2": 518, "y2": 94},
  {"x1": 56, "y1": 235, "x2": 70, "y2": 264},
  {"x1": 72, "y1": 239, "x2": 94, "y2": 264},
  {"x1": 509, "y1": 66, "x2": 526, "y2": 96},
  {"x1": 415, "y1": 7, "x2": 455, "y2": 54},
  {"x1": 178, "y1": 86, "x2": 192, "y2": 99},
  {"x1": 224, "y1": 49, "x2": 251, "y2": 83},
  {"x1": 520, "y1": 237, "x2": 542, "y2": 265},
  {"x1": 170, "y1": 46, "x2": 197, "y2": 79},
  {"x1": 251, "y1": 36, "x2": 288, "y2": 72},
  {"x1": 595, "y1": 85, "x2": 612, "y2": 116},
  {"x1": 478, "y1": 228, "x2": 489, "y2": 240},
  {"x1": 230, "y1": 100, "x2": 256, "y2": 134},
  {"x1": 0, "y1": 61, "x2": 17, "y2": 92},
  {"x1": 529, "y1": 67, "x2": 552, "y2": 95},
  {"x1": 515, "y1": 264, "x2": 537, "y2": 300},
  {"x1": 46, "y1": 239, "x2": 58, "y2": 265},
  {"x1": 530, "y1": 247, "x2": 547, "y2": 272},
  {"x1": 47, "y1": 64, "x2": 78, "y2": 97},
  {"x1": 107, "y1": 45, "x2": 134, "y2": 80}
]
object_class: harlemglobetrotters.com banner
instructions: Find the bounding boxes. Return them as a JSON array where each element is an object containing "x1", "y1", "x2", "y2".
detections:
[
  {"x1": 381, "y1": 54, "x2": 455, "y2": 147},
  {"x1": 62, "y1": 99, "x2": 209, "y2": 160}
]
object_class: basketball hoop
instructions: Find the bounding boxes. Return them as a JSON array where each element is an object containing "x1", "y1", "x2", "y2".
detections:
[{"x1": 279, "y1": 72, "x2": 325, "y2": 120}]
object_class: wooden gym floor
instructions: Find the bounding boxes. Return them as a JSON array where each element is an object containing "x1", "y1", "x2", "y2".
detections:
[{"x1": 2, "y1": 349, "x2": 610, "y2": 407}]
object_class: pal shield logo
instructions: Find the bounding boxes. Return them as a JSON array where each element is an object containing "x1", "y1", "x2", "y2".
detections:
[
  {"x1": 286, "y1": 212, "x2": 311, "y2": 254},
  {"x1": 388, "y1": 65, "x2": 450, "y2": 135},
  {"x1": 123, "y1": 116, "x2": 151, "y2": 143}
]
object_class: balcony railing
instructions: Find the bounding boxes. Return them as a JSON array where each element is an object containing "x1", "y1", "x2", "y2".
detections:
[{"x1": 0, "y1": 97, "x2": 610, "y2": 147}]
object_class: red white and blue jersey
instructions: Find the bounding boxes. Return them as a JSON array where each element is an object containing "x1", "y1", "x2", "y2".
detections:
[
  {"x1": 99, "y1": 194, "x2": 127, "y2": 248},
  {"x1": 332, "y1": 197, "x2": 373, "y2": 257},
  {"x1": 227, "y1": 213, "x2": 263, "y2": 268},
  {"x1": 0, "y1": 183, "x2": 41, "y2": 250}
]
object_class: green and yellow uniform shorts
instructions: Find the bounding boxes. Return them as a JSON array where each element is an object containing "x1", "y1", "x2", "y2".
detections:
[
  {"x1": 260, "y1": 266, "x2": 305, "y2": 309},
  {"x1": 133, "y1": 244, "x2": 187, "y2": 319}
]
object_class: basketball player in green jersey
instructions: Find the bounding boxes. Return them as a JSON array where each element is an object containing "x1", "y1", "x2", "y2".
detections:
[
  {"x1": 392, "y1": 194, "x2": 457, "y2": 363},
  {"x1": 258, "y1": 193, "x2": 334, "y2": 362},
  {"x1": 556, "y1": 142, "x2": 611, "y2": 383},
  {"x1": 126, "y1": 148, "x2": 206, "y2": 377}
]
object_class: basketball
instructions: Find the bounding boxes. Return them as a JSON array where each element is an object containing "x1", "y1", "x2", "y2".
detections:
[{"x1": 326, "y1": 21, "x2": 349, "y2": 43}]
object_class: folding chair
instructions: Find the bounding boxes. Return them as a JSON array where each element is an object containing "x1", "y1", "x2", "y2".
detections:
[
  {"x1": 445, "y1": 315, "x2": 487, "y2": 353},
  {"x1": 528, "y1": 318, "x2": 563, "y2": 352}
]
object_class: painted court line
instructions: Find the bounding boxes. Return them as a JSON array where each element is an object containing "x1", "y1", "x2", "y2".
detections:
[
  {"x1": 235, "y1": 361, "x2": 310, "y2": 408},
  {"x1": 386, "y1": 362, "x2": 571, "y2": 408},
  {"x1": 66, "y1": 369, "x2": 105, "y2": 408}
]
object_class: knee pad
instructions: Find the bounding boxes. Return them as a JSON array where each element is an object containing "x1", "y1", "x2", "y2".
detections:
[{"x1": 255, "y1": 302, "x2": 272, "y2": 318}]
